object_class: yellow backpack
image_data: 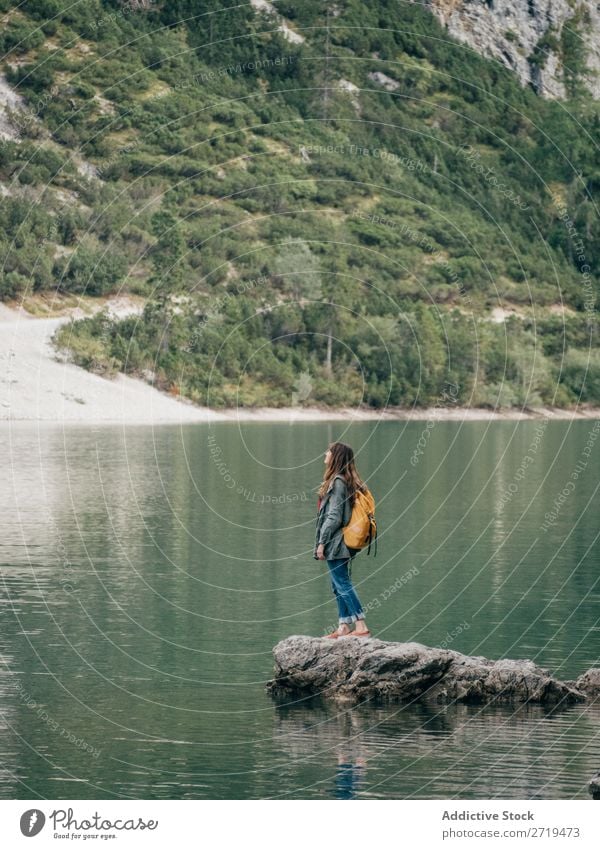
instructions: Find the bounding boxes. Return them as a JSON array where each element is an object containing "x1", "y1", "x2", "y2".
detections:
[{"x1": 343, "y1": 486, "x2": 378, "y2": 556}]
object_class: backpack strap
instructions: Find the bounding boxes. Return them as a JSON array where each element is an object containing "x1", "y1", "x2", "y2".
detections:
[{"x1": 366, "y1": 515, "x2": 377, "y2": 556}]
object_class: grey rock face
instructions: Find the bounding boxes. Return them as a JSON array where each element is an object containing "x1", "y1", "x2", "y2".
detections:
[
  {"x1": 415, "y1": 1, "x2": 600, "y2": 99},
  {"x1": 0, "y1": 74, "x2": 24, "y2": 141},
  {"x1": 266, "y1": 636, "x2": 586, "y2": 705}
]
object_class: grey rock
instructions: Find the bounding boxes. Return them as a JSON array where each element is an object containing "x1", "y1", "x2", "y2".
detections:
[
  {"x1": 590, "y1": 772, "x2": 600, "y2": 799},
  {"x1": 575, "y1": 668, "x2": 600, "y2": 697},
  {"x1": 266, "y1": 636, "x2": 586, "y2": 705},
  {"x1": 414, "y1": 1, "x2": 600, "y2": 99},
  {"x1": 0, "y1": 74, "x2": 24, "y2": 141},
  {"x1": 367, "y1": 71, "x2": 400, "y2": 91}
]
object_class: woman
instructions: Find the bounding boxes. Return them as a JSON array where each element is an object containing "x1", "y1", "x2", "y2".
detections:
[{"x1": 314, "y1": 441, "x2": 371, "y2": 638}]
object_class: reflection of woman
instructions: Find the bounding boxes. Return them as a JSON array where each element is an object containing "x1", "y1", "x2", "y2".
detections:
[
  {"x1": 314, "y1": 442, "x2": 371, "y2": 638},
  {"x1": 335, "y1": 756, "x2": 366, "y2": 800}
]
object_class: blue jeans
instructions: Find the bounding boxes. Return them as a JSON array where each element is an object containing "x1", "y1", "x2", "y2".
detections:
[{"x1": 327, "y1": 557, "x2": 365, "y2": 624}]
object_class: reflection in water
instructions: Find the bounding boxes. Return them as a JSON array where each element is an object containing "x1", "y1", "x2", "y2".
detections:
[
  {"x1": 270, "y1": 697, "x2": 600, "y2": 800},
  {"x1": 0, "y1": 421, "x2": 599, "y2": 799},
  {"x1": 0, "y1": 647, "x2": 19, "y2": 799},
  {"x1": 335, "y1": 760, "x2": 365, "y2": 800}
]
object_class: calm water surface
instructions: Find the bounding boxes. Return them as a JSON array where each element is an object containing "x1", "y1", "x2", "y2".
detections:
[{"x1": 0, "y1": 419, "x2": 599, "y2": 799}]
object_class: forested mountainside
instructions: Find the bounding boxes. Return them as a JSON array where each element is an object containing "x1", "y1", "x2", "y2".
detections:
[{"x1": 0, "y1": 0, "x2": 598, "y2": 408}]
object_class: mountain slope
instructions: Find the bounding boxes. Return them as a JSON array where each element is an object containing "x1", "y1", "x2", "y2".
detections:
[{"x1": 0, "y1": 0, "x2": 598, "y2": 409}]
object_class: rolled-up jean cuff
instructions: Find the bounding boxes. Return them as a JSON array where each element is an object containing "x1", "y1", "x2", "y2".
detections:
[{"x1": 340, "y1": 613, "x2": 364, "y2": 624}]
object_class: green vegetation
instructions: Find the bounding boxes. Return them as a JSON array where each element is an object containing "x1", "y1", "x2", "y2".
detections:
[
  {"x1": 560, "y1": 6, "x2": 591, "y2": 99},
  {"x1": 1, "y1": 0, "x2": 598, "y2": 408},
  {"x1": 529, "y1": 27, "x2": 560, "y2": 71}
]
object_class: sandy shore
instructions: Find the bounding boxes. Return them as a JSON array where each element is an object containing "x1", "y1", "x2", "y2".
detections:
[
  {"x1": 216, "y1": 405, "x2": 600, "y2": 422},
  {"x1": 1, "y1": 301, "x2": 598, "y2": 425},
  {"x1": 0, "y1": 300, "x2": 224, "y2": 425}
]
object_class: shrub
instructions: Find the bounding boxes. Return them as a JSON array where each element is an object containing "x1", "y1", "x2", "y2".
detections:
[{"x1": 54, "y1": 247, "x2": 128, "y2": 295}]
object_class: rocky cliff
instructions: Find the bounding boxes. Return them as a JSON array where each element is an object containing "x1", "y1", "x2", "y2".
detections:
[
  {"x1": 0, "y1": 73, "x2": 23, "y2": 140},
  {"x1": 417, "y1": 0, "x2": 600, "y2": 98}
]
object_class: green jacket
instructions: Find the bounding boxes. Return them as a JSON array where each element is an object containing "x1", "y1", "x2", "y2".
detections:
[{"x1": 314, "y1": 475, "x2": 356, "y2": 561}]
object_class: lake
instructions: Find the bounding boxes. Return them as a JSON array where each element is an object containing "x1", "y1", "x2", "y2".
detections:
[{"x1": 1, "y1": 419, "x2": 599, "y2": 799}]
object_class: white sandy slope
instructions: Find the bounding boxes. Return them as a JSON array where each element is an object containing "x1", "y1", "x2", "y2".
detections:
[
  {"x1": 0, "y1": 301, "x2": 226, "y2": 424},
  {"x1": 1, "y1": 302, "x2": 597, "y2": 424}
]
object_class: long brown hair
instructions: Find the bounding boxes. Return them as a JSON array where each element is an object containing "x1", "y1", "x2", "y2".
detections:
[{"x1": 318, "y1": 441, "x2": 366, "y2": 505}]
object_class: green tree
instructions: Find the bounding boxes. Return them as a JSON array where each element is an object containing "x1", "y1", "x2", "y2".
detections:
[{"x1": 149, "y1": 211, "x2": 185, "y2": 296}]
